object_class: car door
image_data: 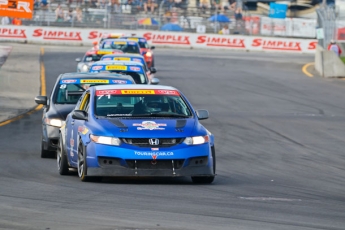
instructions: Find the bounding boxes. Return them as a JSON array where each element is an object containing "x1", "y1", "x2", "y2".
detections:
[{"x1": 70, "y1": 91, "x2": 90, "y2": 164}]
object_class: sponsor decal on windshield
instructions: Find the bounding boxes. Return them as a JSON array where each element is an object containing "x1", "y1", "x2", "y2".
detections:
[
  {"x1": 95, "y1": 89, "x2": 180, "y2": 95},
  {"x1": 122, "y1": 90, "x2": 154, "y2": 94},
  {"x1": 106, "y1": 65, "x2": 127, "y2": 70},
  {"x1": 128, "y1": 38, "x2": 139, "y2": 41},
  {"x1": 132, "y1": 58, "x2": 142, "y2": 63},
  {"x1": 112, "y1": 80, "x2": 128, "y2": 84},
  {"x1": 92, "y1": 66, "x2": 103, "y2": 70},
  {"x1": 133, "y1": 121, "x2": 167, "y2": 130},
  {"x1": 128, "y1": 41, "x2": 136, "y2": 45},
  {"x1": 80, "y1": 79, "x2": 109, "y2": 83},
  {"x1": 61, "y1": 79, "x2": 77, "y2": 83},
  {"x1": 97, "y1": 50, "x2": 113, "y2": 55},
  {"x1": 113, "y1": 57, "x2": 131, "y2": 61},
  {"x1": 129, "y1": 66, "x2": 141, "y2": 72},
  {"x1": 114, "y1": 41, "x2": 127, "y2": 45}
]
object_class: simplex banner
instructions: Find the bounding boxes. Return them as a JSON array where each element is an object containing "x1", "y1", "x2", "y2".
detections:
[{"x1": 0, "y1": 26, "x2": 317, "y2": 53}]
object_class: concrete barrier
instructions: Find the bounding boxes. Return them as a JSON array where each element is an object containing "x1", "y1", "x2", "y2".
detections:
[{"x1": 314, "y1": 44, "x2": 345, "y2": 78}]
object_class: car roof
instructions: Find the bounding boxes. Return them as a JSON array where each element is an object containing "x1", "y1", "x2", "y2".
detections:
[
  {"x1": 60, "y1": 72, "x2": 136, "y2": 82},
  {"x1": 92, "y1": 60, "x2": 144, "y2": 66},
  {"x1": 122, "y1": 36, "x2": 146, "y2": 40},
  {"x1": 102, "y1": 38, "x2": 137, "y2": 43},
  {"x1": 102, "y1": 53, "x2": 143, "y2": 58},
  {"x1": 94, "y1": 84, "x2": 178, "y2": 91}
]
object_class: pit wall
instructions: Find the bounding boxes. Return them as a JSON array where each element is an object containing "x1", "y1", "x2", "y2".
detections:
[{"x1": 0, "y1": 25, "x2": 317, "y2": 53}]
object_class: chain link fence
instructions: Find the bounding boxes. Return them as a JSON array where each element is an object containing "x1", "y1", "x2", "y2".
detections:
[
  {"x1": 316, "y1": 5, "x2": 336, "y2": 48},
  {"x1": 16, "y1": 0, "x2": 317, "y2": 38}
]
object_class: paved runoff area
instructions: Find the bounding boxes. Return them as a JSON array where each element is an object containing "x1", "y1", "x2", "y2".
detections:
[{"x1": 0, "y1": 43, "x2": 40, "y2": 122}]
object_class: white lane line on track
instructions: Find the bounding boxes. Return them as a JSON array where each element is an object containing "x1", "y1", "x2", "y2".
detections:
[{"x1": 239, "y1": 197, "x2": 302, "y2": 202}]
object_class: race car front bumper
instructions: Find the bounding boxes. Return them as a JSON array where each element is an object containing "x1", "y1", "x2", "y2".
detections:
[
  {"x1": 42, "y1": 125, "x2": 60, "y2": 151},
  {"x1": 85, "y1": 142, "x2": 214, "y2": 177}
]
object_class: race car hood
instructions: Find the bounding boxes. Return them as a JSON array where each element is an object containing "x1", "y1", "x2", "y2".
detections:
[
  {"x1": 93, "y1": 118, "x2": 196, "y2": 138},
  {"x1": 48, "y1": 104, "x2": 76, "y2": 120}
]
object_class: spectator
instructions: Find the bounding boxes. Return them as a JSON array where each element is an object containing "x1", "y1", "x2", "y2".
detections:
[
  {"x1": 235, "y1": 7, "x2": 242, "y2": 20},
  {"x1": 144, "y1": 0, "x2": 157, "y2": 14},
  {"x1": 174, "y1": 0, "x2": 183, "y2": 8},
  {"x1": 111, "y1": 0, "x2": 121, "y2": 12},
  {"x1": 75, "y1": 7, "x2": 83, "y2": 22},
  {"x1": 55, "y1": 4, "x2": 64, "y2": 22},
  {"x1": 90, "y1": 0, "x2": 98, "y2": 8},
  {"x1": 219, "y1": 24, "x2": 230, "y2": 34},
  {"x1": 199, "y1": 0, "x2": 210, "y2": 13},
  {"x1": 40, "y1": 0, "x2": 48, "y2": 10},
  {"x1": 163, "y1": 9, "x2": 172, "y2": 22},
  {"x1": 131, "y1": 0, "x2": 143, "y2": 13},
  {"x1": 211, "y1": 0, "x2": 221, "y2": 11},
  {"x1": 164, "y1": 0, "x2": 175, "y2": 10},
  {"x1": 222, "y1": 0, "x2": 236, "y2": 12},
  {"x1": 98, "y1": 0, "x2": 107, "y2": 8},
  {"x1": 64, "y1": 8, "x2": 74, "y2": 22},
  {"x1": 1, "y1": 17, "x2": 10, "y2": 25},
  {"x1": 170, "y1": 7, "x2": 178, "y2": 23},
  {"x1": 328, "y1": 40, "x2": 342, "y2": 56},
  {"x1": 12, "y1": 18, "x2": 22, "y2": 25}
]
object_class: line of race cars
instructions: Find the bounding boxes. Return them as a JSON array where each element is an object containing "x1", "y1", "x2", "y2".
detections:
[{"x1": 35, "y1": 33, "x2": 216, "y2": 183}]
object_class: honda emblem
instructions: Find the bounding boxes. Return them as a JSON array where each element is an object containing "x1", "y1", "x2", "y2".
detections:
[{"x1": 149, "y1": 138, "x2": 159, "y2": 145}]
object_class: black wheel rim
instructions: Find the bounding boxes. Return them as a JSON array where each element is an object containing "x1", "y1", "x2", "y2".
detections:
[{"x1": 77, "y1": 145, "x2": 84, "y2": 178}]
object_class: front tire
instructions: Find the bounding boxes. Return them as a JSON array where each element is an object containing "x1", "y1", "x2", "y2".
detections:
[
  {"x1": 41, "y1": 139, "x2": 51, "y2": 158},
  {"x1": 77, "y1": 141, "x2": 89, "y2": 182},
  {"x1": 191, "y1": 146, "x2": 216, "y2": 184},
  {"x1": 57, "y1": 134, "x2": 69, "y2": 175}
]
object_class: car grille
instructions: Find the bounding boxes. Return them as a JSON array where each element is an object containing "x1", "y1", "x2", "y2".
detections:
[
  {"x1": 126, "y1": 160, "x2": 184, "y2": 169},
  {"x1": 121, "y1": 138, "x2": 184, "y2": 147}
]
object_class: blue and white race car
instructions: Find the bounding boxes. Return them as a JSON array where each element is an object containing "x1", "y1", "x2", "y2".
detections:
[
  {"x1": 89, "y1": 60, "x2": 159, "y2": 84},
  {"x1": 58, "y1": 85, "x2": 216, "y2": 183}
]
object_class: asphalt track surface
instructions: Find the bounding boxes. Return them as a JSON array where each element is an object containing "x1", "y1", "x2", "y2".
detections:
[{"x1": 1, "y1": 47, "x2": 345, "y2": 230}]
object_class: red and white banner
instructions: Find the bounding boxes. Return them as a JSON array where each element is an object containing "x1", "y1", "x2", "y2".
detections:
[{"x1": 0, "y1": 26, "x2": 317, "y2": 53}]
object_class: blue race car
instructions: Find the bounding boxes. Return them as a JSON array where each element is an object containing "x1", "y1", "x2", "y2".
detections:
[
  {"x1": 89, "y1": 60, "x2": 159, "y2": 85},
  {"x1": 58, "y1": 85, "x2": 216, "y2": 183}
]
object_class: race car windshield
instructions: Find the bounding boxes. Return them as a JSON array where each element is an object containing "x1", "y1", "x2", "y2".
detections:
[
  {"x1": 138, "y1": 41, "x2": 149, "y2": 49},
  {"x1": 83, "y1": 54, "x2": 102, "y2": 62},
  {"x1": 101, "y1": 43, "x2": 140, "y2": 54},
  {"x1": 101, "y1": 70, "x2": 147, "y2": 84},
  {"x1": 95, "y1": 95, "x2": 192, "y2": 118},
  {"x1": 55, "y1": 83, "x2": 90, "y2": 104}
]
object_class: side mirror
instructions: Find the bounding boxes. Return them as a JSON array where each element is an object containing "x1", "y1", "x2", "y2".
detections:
[
  {"x1": 150, "y1": 78, "x2": 160, "y2": 85},
  {"x1": 35, "y1": 95, "x2": 47, "y2": 105},
  {"x1": 150, "y1": 67, "x2": 157, "y2": 73},
  {"x1": 75, "y1": 58, "x2": 81, "y2": 62},
  {"x1": 196, "y1": 109, "x2": 209, "y2": 120},
  {"x1": 72, "y1": 110, "x2": 88, "y2": 121},
  {"x1": 150, "y1": 46, "x2": 155, "y2": 50}
]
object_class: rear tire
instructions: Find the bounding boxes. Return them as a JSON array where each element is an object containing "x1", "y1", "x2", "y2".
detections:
[
  {"x1": 191, "y1": 146, "x2": 216, "y2": 184},
  {"x1": 57, "y1": 134, "x2": 69, "y2": 175}
]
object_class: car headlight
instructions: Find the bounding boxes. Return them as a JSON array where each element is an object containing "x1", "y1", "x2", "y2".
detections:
[
  {"x1": 81, "y1": 64, "x2": 89, "y2": 72},
  {"x1": 45, "y1": 118, "x2": 63, "y2": 127},
  {"x1": 145, "y1": 52, "x2": 152, "y2": 57},
  {"x1": 90, "y1": 135, "x2": 121, "y2": 146},
  {"x1": 183, "y1": 136, "x2": 209, "y2": 145}
]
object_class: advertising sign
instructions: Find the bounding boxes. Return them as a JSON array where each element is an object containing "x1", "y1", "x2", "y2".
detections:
[{"x1": 0, "y1": 0, "x2": 33, "y2": 19}]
